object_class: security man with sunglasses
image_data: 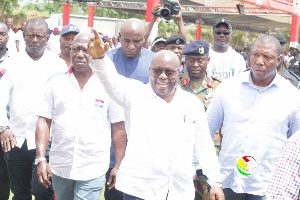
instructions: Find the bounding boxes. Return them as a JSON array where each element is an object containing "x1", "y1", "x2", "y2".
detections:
[{"x1": 207, "y1": 19, "x2": 245, "y2": 81}]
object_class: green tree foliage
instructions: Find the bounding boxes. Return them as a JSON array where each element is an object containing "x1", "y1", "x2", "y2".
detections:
[
  {"x1": 8, "y1": 0, "x2": 295, "y2": 45},
  {"x1": 0, "y1": 0, "x2": 18, "y2": 19},
  {"x1": 94, "y1": 7, "x2": 144, "y2": 19}
]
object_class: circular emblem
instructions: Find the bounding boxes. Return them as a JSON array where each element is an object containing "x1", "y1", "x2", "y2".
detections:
[
  {"x1": 176, "y1": 39, "x2": 181, "y2": 45},
  {"x1": 199, "y1": 47, "x2": 204, "y2": 55},
  {"x1": 236, "y1": 156, "x2": 256, "y2": 176}
]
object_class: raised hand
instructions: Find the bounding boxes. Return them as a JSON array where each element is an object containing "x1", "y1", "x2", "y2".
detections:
[{"x1": 88, "y1": 28, "x2": 110, "y2": 59}]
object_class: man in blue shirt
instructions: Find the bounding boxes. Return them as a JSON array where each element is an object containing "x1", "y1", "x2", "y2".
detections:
[
  {"x1": 206, "y1": 35, "x2": 300, "y2": 200},
  {"x1": 105, "y1": 18, "x2": 154, "y2": 200}
]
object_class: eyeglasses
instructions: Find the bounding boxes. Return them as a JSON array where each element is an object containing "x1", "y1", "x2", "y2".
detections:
[
  {"x1": 214, "y1": 30, "x2": 231, "y2": 36},
  {"x1": 150, "y1": 67, "x2": 180, "y2": 77},
  {"x1": 71, "y1": 45, "x2": 89, "y2": 55},
  {"x1": 25, "y1": 35, "x2": 47, "y2": 40}
]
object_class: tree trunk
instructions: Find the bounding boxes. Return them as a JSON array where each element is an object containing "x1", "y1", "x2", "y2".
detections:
[{"x1": 0, "y1": 0, "x2": 8, "y2": 19}]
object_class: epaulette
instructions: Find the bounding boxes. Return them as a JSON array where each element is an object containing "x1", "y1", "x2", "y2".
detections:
[{"x1": 288, "y1": 70, "x2": 300, "y2": 81}]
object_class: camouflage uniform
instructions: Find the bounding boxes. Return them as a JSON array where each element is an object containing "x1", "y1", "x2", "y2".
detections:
[
  {"x1": 179, "y1": 72, "x2": 221, "y2": 200},
  {"x1": 180, "y1": 72, "x2": 220, "y2": 110}
]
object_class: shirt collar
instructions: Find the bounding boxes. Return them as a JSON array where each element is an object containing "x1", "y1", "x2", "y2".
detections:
[
  {"x1": 68, "y1": 65, "x2": 74, "y2": 74},
  {"x1": 0, "y1": 49, "x2": 9, "y2": 62},
  {"x1": 242, "y1": 69, "x2": 279, "y2": 88},
  {"x1": 0, "y1": 67, "x2": 6, "y2": 79}
]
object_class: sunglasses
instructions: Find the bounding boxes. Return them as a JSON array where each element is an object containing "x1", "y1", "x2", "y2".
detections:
[
  {"x1": 151, "y1": 67, "x2": 180, "y2": 77},
  {"x1": 214, "y1": 30, "x2": 231, "y2": 36}
]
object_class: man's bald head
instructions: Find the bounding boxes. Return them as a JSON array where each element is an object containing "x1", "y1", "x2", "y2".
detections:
[
  {"x1": 0, "y1": 22, "x2": 9, "y2": 32},
  {"x1": 151, "y1": 50, "x2": 181, "y2": 68},
  {"x1": 120, "y1": 18, "x2": 146, "y2": 59},
  {"x1": 120, "y1": 18, "x2": 145, "y2": 35},
  {"x1": 72, "y1": 32, "x2": 93, "y2": 45}
]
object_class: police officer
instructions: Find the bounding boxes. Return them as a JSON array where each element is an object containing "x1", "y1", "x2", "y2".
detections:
[
  {"x1": 179, "y1": 40, "x2": 221, "y2": 109},
  {"x1": 178, "y1": 40, "x2": 221, "y2": 200},
  {"x1": 271, "y1": 34, "x2": 300, "y2": 88},
  {"x1": 166, "y1": 34, "x2": 187, "y2": 74}
]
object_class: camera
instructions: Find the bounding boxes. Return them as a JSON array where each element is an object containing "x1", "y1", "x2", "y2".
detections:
[{"x1": 152, "y1": 0, "x2": 180, "y2": 21}]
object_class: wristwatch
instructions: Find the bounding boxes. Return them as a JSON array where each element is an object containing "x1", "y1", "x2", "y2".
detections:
[
  {"x1": 34, "y1": 157, "x2": 47, "y2": 165},
  {"x1": 0, "y1": 126, "x2": 10, "y2": 134}
]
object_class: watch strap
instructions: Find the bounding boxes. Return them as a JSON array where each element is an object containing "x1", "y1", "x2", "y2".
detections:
[
  {"x1": 34, "y1": 157, "x2": 47, "y2": 165},
  {"x1": 0, "y1": 126, "x2": 10, "y2": 134}
]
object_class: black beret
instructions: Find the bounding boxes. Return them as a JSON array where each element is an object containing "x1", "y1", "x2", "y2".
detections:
[
  {"x1": 183, "y1": 40, "x2": 209, "y2": 56},
  {"x1": 270, "y1": 34, "x2": 286, "y2": 46},
  {"x1": 166, "y1": 34, "x2": 186, "y2": 45}
]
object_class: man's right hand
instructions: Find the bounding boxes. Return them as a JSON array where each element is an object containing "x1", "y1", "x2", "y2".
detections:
[
  {"x1": 0, "y1": 129, "x2": 17, "y2": 152},
  {"x1": 37, "y1": 161, "x2": 52, "y2": 188},
  {"x1": 88, "y1": 29, "x2": 110, "y2": 59}
]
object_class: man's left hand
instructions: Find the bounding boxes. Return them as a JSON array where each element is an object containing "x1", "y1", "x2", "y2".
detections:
[
  {"x1": 210, "y1": 186, "x2": 225, "y2": 200},
  {"x1": 107, "y1": 166, "x2": 119, "y2": 190},
  {"x1": 172, "y1": 10, "x2": 183, "y2": 21}
]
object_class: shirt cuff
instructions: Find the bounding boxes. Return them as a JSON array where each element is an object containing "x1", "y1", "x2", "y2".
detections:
[
  {"x1": 210, "y1": 182, "x2": 222, "y2": 187},
  {"x1": 90, "y1": 56, "x2": 107, "y2": 71}
]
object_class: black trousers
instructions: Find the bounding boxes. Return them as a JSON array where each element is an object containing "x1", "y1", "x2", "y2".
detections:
[
  {"x1": 4, "y1": 140, "x2": 54, "y2": 200},
  {"x1": 0, "y1": 147, "x2": 10, "y2": 200}
]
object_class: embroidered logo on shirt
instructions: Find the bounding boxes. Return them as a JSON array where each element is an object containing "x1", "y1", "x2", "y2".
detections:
[
  {"x1": 95, "y1": 99, "x2": 104, "y2": 108},
  {"x1": 0, "y1": 68, "x2": 7, "y2": 79},
  {"x1": 236, "y1": 156, "x2": 256, "y2": 176}
]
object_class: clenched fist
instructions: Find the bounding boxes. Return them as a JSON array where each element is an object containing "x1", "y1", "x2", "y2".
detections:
[{"x1": 88, "y1": 28, "x2": 110, "y2": 59}]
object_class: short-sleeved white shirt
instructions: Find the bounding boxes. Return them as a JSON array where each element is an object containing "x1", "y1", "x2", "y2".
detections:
[
  {"x1": 37, "y1": 68, "x2": 124, "y2": 180},
  {"x1": 0, "y1": 51, "x2": 66, "y2": 149},
  {"x1": 91, "y1": 57, "x2": 222, "y2": 199}
]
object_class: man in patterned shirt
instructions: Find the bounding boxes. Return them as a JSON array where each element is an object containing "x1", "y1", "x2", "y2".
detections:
[{"x1": 266, "y1": 130, "x2": 300, "y2": 200}]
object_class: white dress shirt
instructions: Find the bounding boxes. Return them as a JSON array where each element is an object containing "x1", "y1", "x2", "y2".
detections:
[
  {"x1": 91, "y1": 57, "x2": 221, "y2": 200},
  {"x1": 0, "y1": 51, "x2": 66, "y2": 150},
  {"x1": 206, "y1": 70, "x2": 300, "y2": 195},
  {"x1": 7, "y1": 28, "x2": 17, "y2": 55},
  {"x1": 36, "y1": 69, "x2": 124, "y2": 180}
]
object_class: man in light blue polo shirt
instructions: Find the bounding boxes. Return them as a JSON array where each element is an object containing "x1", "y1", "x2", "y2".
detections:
[{"x1": 206, "y1": 35, "x2": 300, "y2": 200}]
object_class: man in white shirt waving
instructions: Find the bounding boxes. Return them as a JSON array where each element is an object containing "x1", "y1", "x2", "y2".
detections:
[{"x1": 89, "y1": 29, "x2": 224, "y2": 200}]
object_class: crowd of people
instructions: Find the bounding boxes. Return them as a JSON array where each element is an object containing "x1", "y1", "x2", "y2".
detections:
[{"x1": 0, "y1": 6, "x2": 299, "y2": 200}]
